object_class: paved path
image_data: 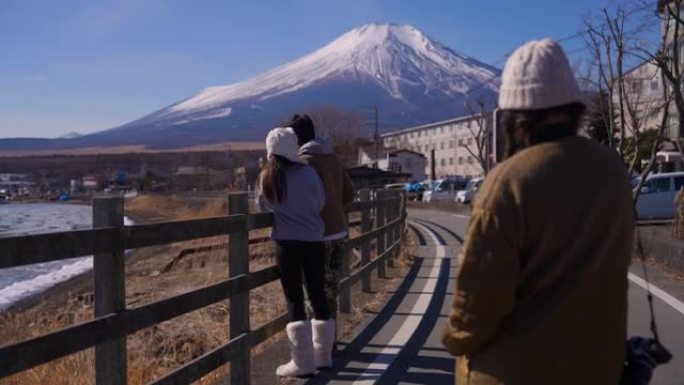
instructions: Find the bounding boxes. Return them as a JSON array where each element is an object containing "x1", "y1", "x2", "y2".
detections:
[
  {"x1": 302, "y1": 212, "x2": 461, "y2": 384},
  {"x1": 300, "y1": 208, "x2": 684, "y2": 384}
]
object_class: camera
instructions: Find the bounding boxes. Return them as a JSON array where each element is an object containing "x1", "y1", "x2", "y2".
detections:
[{"x1": 620, "y1": 337, "x2": 672, "y2": 385}]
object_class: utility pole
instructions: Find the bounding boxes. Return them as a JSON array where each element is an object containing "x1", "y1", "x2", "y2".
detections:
[
  {"x1": 374, "y1": 106, "x2": 379, "y2": 169},
  {"x1": 431, "y1": 148, "x2": 436, "y2": 180}
]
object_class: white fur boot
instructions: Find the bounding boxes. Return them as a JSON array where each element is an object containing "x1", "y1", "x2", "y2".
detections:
[
  {"x1": 276, "y1": 321, "x2": 315, "y2": 378},
  {"x1": 312, "y1": 319, "x2": 336, "y2": 370}
]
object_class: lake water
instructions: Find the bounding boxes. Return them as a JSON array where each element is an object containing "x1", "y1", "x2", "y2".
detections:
[{"x1": 0, "y1": 203, "x2": 131, "y2": 310}]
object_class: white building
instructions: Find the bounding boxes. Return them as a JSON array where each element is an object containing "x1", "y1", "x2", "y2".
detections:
[
  {"x1": 618, "y1": 60, "x2": 668, "y2": 137},
  {"x1": 358, "y1": 147, "x2": 427, "y2": 181},
  {"x1": 380, "y1": 112, "x2": 492, "y2": 178}
]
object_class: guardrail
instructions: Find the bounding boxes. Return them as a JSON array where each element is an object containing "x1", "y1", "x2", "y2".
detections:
[{"x1": 0, "y1": 188, "x2": 407, "y2": 385}]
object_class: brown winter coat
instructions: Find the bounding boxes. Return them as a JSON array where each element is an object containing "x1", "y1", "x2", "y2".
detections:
[
  {"x1": 299, "y1": 140, "x2": 355, "y2": 236},
  {"x1": 443, "y1": 136, "x2": 634, "y2": 385}
]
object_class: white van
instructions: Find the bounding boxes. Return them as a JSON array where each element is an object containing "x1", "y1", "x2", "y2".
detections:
[
  {"x1": 455, "y1": 177, "x2": 484, "y2": 204},
  {"x1": 635, "y1": 172, "x2": 684, "y2": 220},
  {"x1": 422, "y1": 178, "x2": 467, "y2": 202}
]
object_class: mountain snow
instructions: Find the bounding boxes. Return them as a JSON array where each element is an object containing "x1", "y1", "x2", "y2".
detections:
[
  {"x1": 0, "y1": 23, "x2": 501, "y2": 150},
  {"x1": 57, "y1": 132, "x2": 83, "y2": 139},
  {"x1": 157, "y1": 23, "x2": 499, "y2": 121}
]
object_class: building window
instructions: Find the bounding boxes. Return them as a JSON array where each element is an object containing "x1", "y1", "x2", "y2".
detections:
[
  {"x1": 441, "y1": 159, "x2": 446, "y2": 167},
  {"x1": 467, "y1": 138, "x2": 473, "y2": 145},
  {"x1": 458, "y1": 138, "x2": 463, "y2": 146},
  {"x1": 440, "y1": 142, "x2": 445, "y2": 150},
  {"x1": 651, "y1": 79, "x2": 659, "y2": 92},
  {"x1": 410, "y1": 132, "x2": 414, "y2": 139},
  {"x1": 449, "y1": 140, "x2": 454, "y2": 149},
  {"x1": 418, "y1": 131, "x2": 422, "y2": 137},
  {"x1": 458, "y1": 157, "x2": 463, "y2": 165},
  {"x1": 449, "y1": 158, "x2": 454, "y2": 165},
  {"x1": 440, "y1": 127, "x2": 444, "y2": 134},
  {"x1": 632, "y1": 80, "x2": 642, "y2": 94},
  {"x1": 467, "y1": 156, "x2": 473, "y2": 164},
  {"x1": 467, "y1": 120, "x2": 472, "y2": 128}
]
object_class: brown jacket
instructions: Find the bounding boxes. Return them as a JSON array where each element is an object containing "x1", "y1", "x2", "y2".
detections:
[
  {"x1": 299, "y1": 139, "x2": 354, "y2": 237},
  {"x1": 443, "y1": 136, "x2": 634, "y2": 385}
]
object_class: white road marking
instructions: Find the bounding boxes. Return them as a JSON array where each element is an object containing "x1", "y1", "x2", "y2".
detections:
[
  {"x1": 410, "y1": 221, "x2": 446, "y2": 259},
  {"x1": 451, "y1": 213, "x2": 471, "y2": 220},
  {"x1": 628, "y1": 272, "x2": 684, "y2": 316},
  {"x1": 351, "y1": 222, "x2": 443, "y2": 385}
]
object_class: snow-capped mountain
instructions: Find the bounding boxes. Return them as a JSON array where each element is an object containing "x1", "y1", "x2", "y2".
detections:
[{"x1": 0, "y1": 24, "x2": 500, "y2": 150}]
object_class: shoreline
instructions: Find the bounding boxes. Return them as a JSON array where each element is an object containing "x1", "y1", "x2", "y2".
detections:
[{"x1": 1, "y1": 207, "x2": 149, "y2": 314}]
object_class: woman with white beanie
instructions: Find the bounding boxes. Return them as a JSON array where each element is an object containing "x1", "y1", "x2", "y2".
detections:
[
  {"x1": 256, "y1": 127, "x2": 334, "y2": 378},
  {"x1": 442, "y1": 39, "x2": 634, "y2": 384}
]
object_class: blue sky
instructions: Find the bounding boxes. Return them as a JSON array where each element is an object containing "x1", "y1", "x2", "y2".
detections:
[{"x1": 0, "y1": 0, "x2": 653, "y2": 138}]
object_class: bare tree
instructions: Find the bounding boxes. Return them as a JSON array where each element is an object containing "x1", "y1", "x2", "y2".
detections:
[
  {"x1": 586, "y1": 13, "x2": 618, "y2": 150},
  {"x1": 585, "y1": 2, "x2": 660, "y2": 172},
  {"x1": 620, "y1": 0, "x2": 680, "y2": 200},
  {"x1": 305, "y1": 106, "x2": 363, "y2": 144},
  {"x1": 304, "y1": 106, "x2": 364, "y2": 166},
  {"x1": 648, "y1": 0, "x2": 684, "y2": 140},
  {"x1": 633, "y1": 71, "x2": 673, "y2": 202},
  {"x1": 585, "y1": 4, "x2": 649, "y2": 158},
  {"x1": 459, "y1": 98, "x2": 491, "y2": 174}
]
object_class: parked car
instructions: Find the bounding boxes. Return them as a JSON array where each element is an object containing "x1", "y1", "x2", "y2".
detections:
[
  {"x1": 383, "y1": 182, "x2": 426, "y2": 201},
  {"x1": 634, "y1": 172, "x2": 684, "y2": 220},
  {"x1": 407, "y1": 182, "x2": 426, "y2": 201},
  {"x1": 455, "y1": 177, "x2": 484, "y2": 204},
  {"x1": 422, "y1": 178, "x2": 468, "y2": 202}
]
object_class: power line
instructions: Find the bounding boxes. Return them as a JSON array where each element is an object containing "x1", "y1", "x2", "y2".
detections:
[{"x1": 467, "y1": 30, "x2": 589, "y2": 95}]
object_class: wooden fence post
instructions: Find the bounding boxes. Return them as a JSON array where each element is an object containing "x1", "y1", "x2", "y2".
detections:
[
  {"x1": 390, "y1": 191, "x2": 401, "y2": 264},
  {"x1": 376, "y1": 190, "x2": 388, "y2": 278},
  {"x1": 229, "y1": 193, "x2": 250, "y2": 385},
  {"x1": 400, "y1": 189, "x2": 408, "y2": 242},
  {"x1": 359, "y1": 189, "x2": 372, "y2": 293},
  {"x1": 93, "y1": 197, "x2": 127, "y2": 385},
  {"x1": 392, "y1": 190, "x2": 404, "y2": 261},
  {"x1": 340, "y1": 212, "x2": 352, "y2": 313}
]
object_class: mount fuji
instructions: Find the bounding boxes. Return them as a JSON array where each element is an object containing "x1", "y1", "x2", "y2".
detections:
[{"x1": 1, "y1": 24, "x2": 500, "y2": 151}]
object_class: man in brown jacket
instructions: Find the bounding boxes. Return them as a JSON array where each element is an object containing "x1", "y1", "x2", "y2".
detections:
[
  {"x1": 442, "y1": 39, "x2": 634, "y2": 385},
  {"x1": 290, "y1": 114, "x2": 355, "y2": 359}
]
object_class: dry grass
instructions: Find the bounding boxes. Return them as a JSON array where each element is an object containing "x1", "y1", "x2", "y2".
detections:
[
  {"x1": 0, "y1": 195, "x2": 280, "y2": 385},
  {"x1": 125, "y1": 195, "x2": 228, "y2": 222},
  {"x1": 1, "y1": 196, "x2": 416, "y2": 385}
]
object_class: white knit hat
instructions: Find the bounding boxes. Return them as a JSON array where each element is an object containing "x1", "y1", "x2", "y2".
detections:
[
  {"x1": 265, "y1": 127, "x2": 302, "y2": 163},
  {"x1": 499, "y1": 38, "x2": 584, "y2": 110}
]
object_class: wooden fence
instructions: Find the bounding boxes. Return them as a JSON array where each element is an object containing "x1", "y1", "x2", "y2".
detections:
[{"x1": 0, "y1": 188, "x2": 407, "y2": 385}]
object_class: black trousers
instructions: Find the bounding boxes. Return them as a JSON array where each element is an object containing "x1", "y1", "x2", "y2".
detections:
[{"x1": 275, "y1": 240, "x2": 331, "y2": 322}]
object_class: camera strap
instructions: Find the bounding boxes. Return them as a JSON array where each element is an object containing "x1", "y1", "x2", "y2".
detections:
[{"x1": 634, "y1": 226, "x2": 661, "y2": 342}]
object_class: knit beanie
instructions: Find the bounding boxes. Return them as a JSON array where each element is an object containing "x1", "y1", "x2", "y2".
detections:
[
  {"x1": 265, "y1": 127, "x2": 302, "y2": 163},
  {"x1": 499, "y1": 38, "x2": 584, "y2": 110}
]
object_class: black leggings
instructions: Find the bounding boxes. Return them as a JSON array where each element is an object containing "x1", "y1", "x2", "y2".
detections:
[{"x1": 275, "y1": 240, "x2": 330, "y2": 322}]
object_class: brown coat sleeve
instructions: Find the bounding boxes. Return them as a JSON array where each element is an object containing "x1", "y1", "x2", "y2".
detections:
[{"x1": 442, "y1": 177, "x2": 522, "y2": 357}]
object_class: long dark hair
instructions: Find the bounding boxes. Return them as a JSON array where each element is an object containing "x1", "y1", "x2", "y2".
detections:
[
  {"x1": 258, "y1": 155, "x2": 293, "y2": 204},
  {"x1": 500, "y1": 102, "x2": 586, "y2": 159},
  {"x1": 287, "y1": 114, "x2": 316, "y2": 146}
]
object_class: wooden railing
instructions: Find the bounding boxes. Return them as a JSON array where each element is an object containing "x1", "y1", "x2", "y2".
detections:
[{"x1": 0, "y1": 188, "x2": 407, "y2": 385}]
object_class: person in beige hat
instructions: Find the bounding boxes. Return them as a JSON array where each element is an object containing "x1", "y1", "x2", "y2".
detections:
[{"x1": 442, "y1": 39, "x2": 634, "y2": 385}]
